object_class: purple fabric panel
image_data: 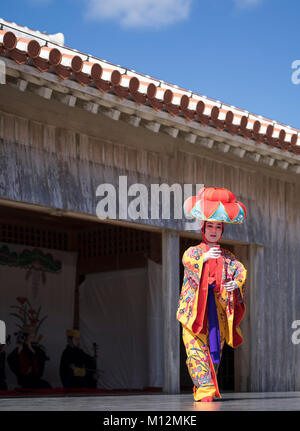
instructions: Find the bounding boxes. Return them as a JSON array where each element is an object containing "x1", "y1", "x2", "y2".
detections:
[{"x1": 207, "y1": 284, "x2": 221, "y2": 364}]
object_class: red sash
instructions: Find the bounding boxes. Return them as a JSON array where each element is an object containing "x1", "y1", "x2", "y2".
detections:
[{"x1": 192, "y1": 242, "x2": 223, "y2": 334}]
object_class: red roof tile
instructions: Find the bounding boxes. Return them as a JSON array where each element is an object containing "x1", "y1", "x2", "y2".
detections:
[{"x1": 0, "y1": 24, "x2": 299, "y2": 155}]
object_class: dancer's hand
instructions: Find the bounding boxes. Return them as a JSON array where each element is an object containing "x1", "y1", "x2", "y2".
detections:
[
  {"x1": 224, "y1": 281, "x2": 238, "y2": 292},
  {"x1": 203, "y1": 247, "x2": 222, "y2": 262}
]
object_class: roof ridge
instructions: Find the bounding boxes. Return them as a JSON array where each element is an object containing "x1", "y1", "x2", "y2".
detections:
[
  {"x1": 0, "y1": 17, "x2": 64, "y2": 46},
  {"x1": 0, "y1": 25, "x2": 299, "y2": 150},
  {"x1": 1, "y1": 18, "x2": 298, "y2": 134}
]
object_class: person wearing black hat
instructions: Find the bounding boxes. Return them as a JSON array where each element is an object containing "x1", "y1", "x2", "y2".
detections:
[{"x1": 59, "y1": 329, "x2": 97, "y2": 389}]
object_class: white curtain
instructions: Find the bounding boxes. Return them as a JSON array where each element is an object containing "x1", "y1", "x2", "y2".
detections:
[
  {"x1": 79, "y1": 259, "x2": 163, "y2": 390},
  {"x1": 146, "y1": 259, "x2": 163, "y2": 387},
  {"x1": 0, "y1": 242, "x2": 77, "y2": 389}
]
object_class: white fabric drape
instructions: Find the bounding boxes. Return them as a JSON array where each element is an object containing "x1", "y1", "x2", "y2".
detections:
[
  {"x1": 146, "y1": 259, "x2": 163, "y2": 387},
  {"x1": 79, "y1": 259, "x2": 163, "y2": 390},
  {"x1": 0, "y1": 242, "x2": 77, "y2": 389}
]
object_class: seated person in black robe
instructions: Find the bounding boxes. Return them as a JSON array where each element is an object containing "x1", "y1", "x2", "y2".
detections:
[
  {"x1": 60, "y1": 329, "x2": 97, "y2": 388},
  {"x1": 7, "y1": 325, "x2": 51, "y2": 389},
  {"x1": 0, "y1": 344, "x2": 7, "y2": 390}
]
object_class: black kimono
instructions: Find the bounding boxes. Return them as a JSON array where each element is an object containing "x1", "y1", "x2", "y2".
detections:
[{"x1": 59, "y1": 345, "x2": 97, "y2": 388}]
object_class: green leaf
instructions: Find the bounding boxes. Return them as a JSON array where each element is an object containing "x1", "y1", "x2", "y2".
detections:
[
  {"x1": 10, "y1": 313, "x2": 25, "y2": 323},
  {"x1": 36, "y1": 315, "x2": 48, "y2": 332}
]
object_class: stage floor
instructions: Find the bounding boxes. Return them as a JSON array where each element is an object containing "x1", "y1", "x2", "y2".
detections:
[{"x1": 0, "y1": 391, "x2": 300, "y2": 411}]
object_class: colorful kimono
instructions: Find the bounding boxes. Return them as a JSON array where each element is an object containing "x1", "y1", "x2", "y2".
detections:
[{"x1": 177, "y1": 242, "x2": 247, "y2": 401}]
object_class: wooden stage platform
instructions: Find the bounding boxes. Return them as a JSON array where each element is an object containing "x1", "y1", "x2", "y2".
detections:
[{"x1": 0, "y1": 391, "x2": 300, "y2": 411}]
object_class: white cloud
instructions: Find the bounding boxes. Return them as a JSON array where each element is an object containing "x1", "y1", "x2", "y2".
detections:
[
  {"x1": 85, "y1": 0, "x2": 193, "y2": 28},
  {"x1": 234, "y1": 0, "x2": 262, "y2": 8}
]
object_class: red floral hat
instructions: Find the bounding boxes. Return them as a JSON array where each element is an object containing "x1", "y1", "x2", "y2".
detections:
[{"x1": 183, "y1": 187, "x2": 247, "y2": 224}]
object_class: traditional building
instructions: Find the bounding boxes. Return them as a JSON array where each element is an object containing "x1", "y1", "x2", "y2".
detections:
[{"x1": 0, "y1": 18, "x2": 299, "y2": 394}]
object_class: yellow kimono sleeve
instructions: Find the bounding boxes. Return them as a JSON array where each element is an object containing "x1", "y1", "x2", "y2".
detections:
[{"x1": 177, "y1": 246, "x2": 206, "y2": 330}]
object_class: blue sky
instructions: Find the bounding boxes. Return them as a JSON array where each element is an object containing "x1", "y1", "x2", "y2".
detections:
[{"x1": 2, "y1": 0, "x2": 300, "y2": 128}]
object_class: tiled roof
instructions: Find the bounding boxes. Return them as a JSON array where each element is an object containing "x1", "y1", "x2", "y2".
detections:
[
  {"x1": 0, "y1": 19, "x2": 299, "y2": 155},
  {"x1": 0, "y1": 17, "x2": 64, "y2": 45}
]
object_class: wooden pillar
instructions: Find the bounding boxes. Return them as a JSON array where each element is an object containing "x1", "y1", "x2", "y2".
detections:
[
  {"x1": 73, "y1": 258, "x2": 80, "y2": 330},
  {"x1": 248, "y1": 243, "x2": 264, "y2": 392},
  {"x1": 234, "y1": 244, "x2": 250, "y2": 392},
  {"x1": 162, "y1": 229, "x2": 180, "y2": 394}
]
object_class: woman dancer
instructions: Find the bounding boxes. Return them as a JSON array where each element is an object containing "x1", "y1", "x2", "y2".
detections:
[{"x1": 177, "y1": 187, "x2": 247, "y2": 402}]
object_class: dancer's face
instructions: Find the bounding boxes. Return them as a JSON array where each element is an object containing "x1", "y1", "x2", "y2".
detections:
[{"x1": 204, "y1": 222, "x2": 223, "y2": 243}]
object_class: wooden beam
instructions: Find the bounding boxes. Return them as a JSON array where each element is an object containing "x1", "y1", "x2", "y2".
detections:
[
  {"x1": 289, "y1": 164, "x2": 300, "y2": 174},
  {"x1": 73, "y1": 259, "x2": 80, "y2": 330},
  {"x1": 3, "y1": 58, "x2": 300, "y2": 167},
  {"x1": 36, "y1": 86, "x2": 53, "y2": 100},
  {"x1": 217, "y1": 142, "x2": 230, "y2": 153},
  {"x1": 184, "y1": 133, "x2": 197, "y2": 144},
  {"x1": 102, "y1": 108, "x2": 121, "y2": 121},
  {"x1": 16, "y1": 78, "x2": 28, "y2": 92},
  {"x1": 127, "y1": 115, "x2": 141, "y2": 128},
  {"x1": 198, "y1": 137, "x2": 214, "y2": 148},
  {"x1": 248, "y1": 244, "x2": 265, "y2": 391},
  {"x1": 84, "y1": 102, "x2": 99, "y2": 114},
  {"x1": 232, "y1": 147, "x2": 246, "y2": 158},
  {"x1": 261, "y1": 156, "x2": 275, "y2": 166},
  {"x1": 145, "y1": 121, "x2": 160, "y2": 133},
  {"x1": 61, "y1": 94, "x2": 77, "y2": 107},
  {"x1": 246, "y1": 152, "x2": 261, "y2": 163},
  {"x1": 163, "y1": 126, "x2": 179, "y2": 139},
  {"x1": 234, "y1": 244, "x2": 250, "y2": 392},
  {"x1": 276, "y1": 160, "x2": 289, "y2": 170}
]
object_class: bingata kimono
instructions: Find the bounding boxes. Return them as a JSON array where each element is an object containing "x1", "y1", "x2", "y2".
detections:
[{"x1": 177, "y1": 242, "x2": 247, "y2": 401}]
